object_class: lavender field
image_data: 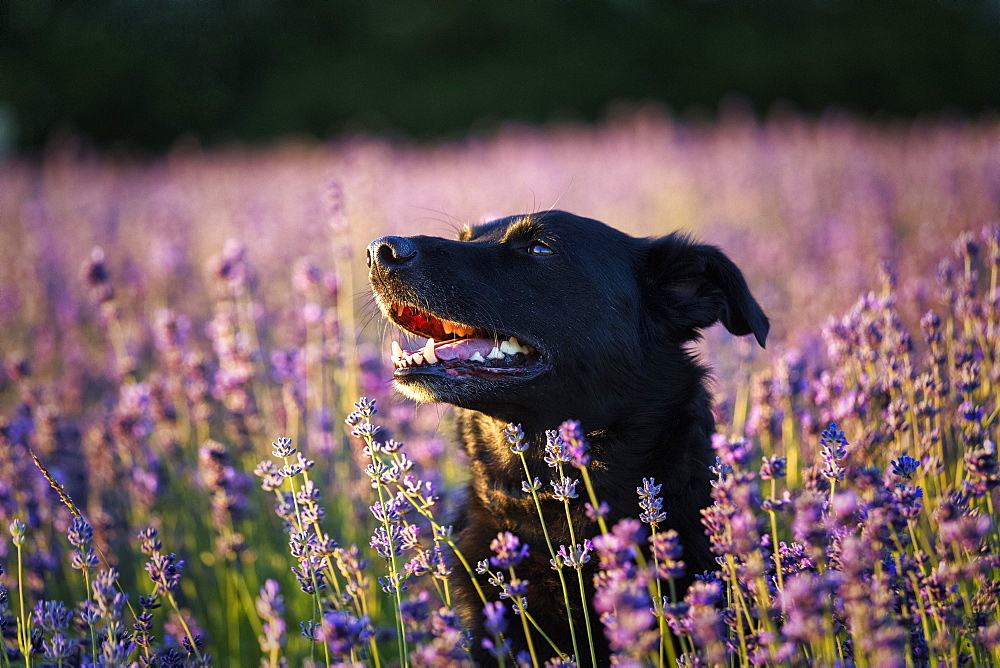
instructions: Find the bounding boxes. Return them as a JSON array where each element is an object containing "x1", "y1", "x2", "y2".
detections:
[{"x1": 1, "y1": 110, "x2": 999, "y2": 666}]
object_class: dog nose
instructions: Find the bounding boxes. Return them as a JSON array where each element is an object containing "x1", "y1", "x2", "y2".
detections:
[{"x1": 367, "y1": 236, "x2": 418, "y2": 270}]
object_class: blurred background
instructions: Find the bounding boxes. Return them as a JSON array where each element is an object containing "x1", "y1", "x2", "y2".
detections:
[{"x1": 3, "y1": 0, "x2": 999, "y2": 153}]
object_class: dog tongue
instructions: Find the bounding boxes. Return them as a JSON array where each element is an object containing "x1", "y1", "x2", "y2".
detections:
[{"x1": 433, "y1": 337, "x2": 497, "y2": 361}]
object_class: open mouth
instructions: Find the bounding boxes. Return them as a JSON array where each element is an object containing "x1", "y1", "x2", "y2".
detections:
[{"x1": 386, "y1": 303, "x2": 543, "y2": 377}]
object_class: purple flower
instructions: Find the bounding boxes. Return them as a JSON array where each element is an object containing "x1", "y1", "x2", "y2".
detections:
[
  {"x1": 684, "y1": 580, "x2": 728, "y2": 664},
  {"x1": 550, "y1": 475, "x2": 580, "y2": 502},
  {"x1": 890, "y1": 454, "x2": 920, "y2": 479},
  {"x1": 33, "y1": 600, "x2": 73, "y2": 631},
  {"x1": 145, "y1": 553, "x2": 185, "y2": 596},
  {"x1": 792, "y1": 491, "x2": 830, "y2": 555},
  {"x1": 318, "y1": 610, "x2": 373, "y2": 658},
  {"x1": 593, "y1": 519, "x2": 644, "y2": 570},
  {"x1": 780, "y1": 572, "x2": 839, "y2": 645},
  {"x1": 820, "y1": 422, "x2": 849, "y2": 482},
  {"x1": 964, "y1": 440, "x2": 999, "y2": 492},
  {"x1": 891, "y1": 483, "x2": 923, "y2": 520},
  {"x1": 552, "y1": 540, "x2": 593, "y2": 569},
  {"x1": 67, "y1": 516, "x2": 93, "y2": 548},
  {"x1": 759, "y1": 456, "x2": 787, "y2": 480},
  {"x1": 256, "y1": 579, "x2": 286, "y2": 654},
  {"x1": 483, "y1": 600, "x2": 508, "y2": 636},
  {"x1": 558, "y1": 419, "x2": 591, "y2": 467},
  {"x1": 370, "y1": 525, "x2": 407, "y2": 558},
  {"x1": 585, "y1": 501, "x2": 610, "y2": 520},
  {"x1": 271, "y1": 436, "x2": 296, "y2": 457},
  {"x1": 712, "y1": 433, "x2": 752, "y2": 468},
  {"x1": 543, "y1": 429, "x2": 572, "y2": 467},
  {"x1": 490, "y1": 531, "x2": 529, "y2": 569},
  {"x1": 42, "y1": 633, "x2": 74, "y2": 662},
  {"x1": 650, "y1": 529, "x2": 686, "y2": 580},
  {"x1": 637, "y1": 477, "x2": 666, "y2": 525},
  {"x1": 504, "y1": 423, "x2": 529, "y2": 453}
]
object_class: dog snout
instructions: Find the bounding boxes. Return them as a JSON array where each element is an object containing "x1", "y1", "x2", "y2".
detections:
[{"x1": 367, "y1": 236, "x2": 417, "y2": 271}]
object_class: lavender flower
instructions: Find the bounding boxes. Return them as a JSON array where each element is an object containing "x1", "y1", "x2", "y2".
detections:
[
  {"x1": 820, "y1": 422, "x2": 849, "y2": 482},
  {"x1": 543, "y1": 429, "x2": 572, "y2": 467},
  {"x1": 890, "y1": 454, "x2": 920, "y2": 480},
  {"x1": 271, "y1": 437, "x2": 297, "y2": 457},
  {"x1": 553, "y1": 540, "x2": 593, "y2": 569},
  {"x1": 481, "y1": 600, "x2": 509, "y2": 658},
  {"x1": 504, "y1": 422, "x2": 529, "y2": 452},
  {"x1": 551, "y1": 475, "x2": 580, "y2": 502},
  {"x1": 637, "y1": 477, "x2": 666, "y2": 526},
  {"x1": 316, "y1": 610, "x2": 373, "y2": 658},
  {"x1": 650, "y1": 530, "x2": 686, "y2": 579},
  {"x1": 558, "y1": 420, "x2": 590, "y2": 467},
  {"x1": 759, "y1": 455, "x2": 787, "y2": 480},
  {"x1": 593, "y1": 520, "x2": 656, "y2": 660},
  {"x1": 32, "y1": 600, "x2": 73, "y2": 631},
  {"x1": 683, "y1": 579, "x2": 728, "y2": 664},
  {"x1": 490, "y1": 531, "x2": 529, "y2": 569},
  {"x1": 146, "y1": 552, "x2": 185, "y2": 596}
]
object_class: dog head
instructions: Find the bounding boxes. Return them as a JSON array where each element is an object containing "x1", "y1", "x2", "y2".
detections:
[{"x1": 367, "y1": 211, "x2": 768, "y2": 427}]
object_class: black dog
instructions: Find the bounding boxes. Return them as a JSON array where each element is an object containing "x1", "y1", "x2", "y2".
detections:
[{"x1": 367, "y1": 211, "x2": 768, "y2": 665}]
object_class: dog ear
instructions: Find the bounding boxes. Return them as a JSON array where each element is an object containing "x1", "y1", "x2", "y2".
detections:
[{"x1": 645, "y1": 233, "x2": 769, "y2": 347}]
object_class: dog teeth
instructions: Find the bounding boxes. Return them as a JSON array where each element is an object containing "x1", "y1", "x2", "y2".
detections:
[
  {"x1": 469, "y1": 351, "x2": 485, "y2": 362},
  {"x1": 390, "y1": 338, "x2": 439, "y2": 369},
  {"x1": 498, "y1": 336, "x2": 533, "y2": 356},
  {"x1": 487, "y1": 346, "x2": 504, "y2": 360},
  {"x1": 422, "y1": 338, "x2": 437, "y2": 363}
]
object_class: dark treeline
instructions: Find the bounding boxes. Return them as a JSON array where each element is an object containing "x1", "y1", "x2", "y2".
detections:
[{"x1": 3, "y1": 0, "x2": 999, "y2": 152}]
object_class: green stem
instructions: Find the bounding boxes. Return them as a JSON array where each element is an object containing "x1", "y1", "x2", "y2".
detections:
[
  {"x1": 517, "y1": 452, "x2": 580, "y2": 663},
  {"x1": 509, "y1": 566, "x2": 539, "y2": 668},
  {"x1": 16, "y1": 541, "x2": 30, "y2": 668},
  {"x1": 557, "y1": 464, "x2": 596, "y2": 668},
  {"x1": 372, "y1": 470, "x2": 408, "y2": 667},
  {"x1": 81, "y1": 567, "x2": 99, "y2": 662}
]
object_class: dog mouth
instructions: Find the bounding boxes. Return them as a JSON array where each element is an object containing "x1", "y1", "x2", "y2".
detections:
[{"x1": 385, "y1": 303, "x2": 544, "y2": 378}]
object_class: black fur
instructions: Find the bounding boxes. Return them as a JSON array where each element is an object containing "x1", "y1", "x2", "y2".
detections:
[{"x1": 367, "y1": 211, "x2": 768, "y2": 665}]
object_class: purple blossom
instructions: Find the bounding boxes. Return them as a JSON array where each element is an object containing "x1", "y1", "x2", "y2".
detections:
[
  {"x1": 651, "y1": 529, "x2": 686, "y2": 580},
  {"x1": 819, "y1": 422, "x2": 849, "y2": 482},
  {"x1": 504, "y1": 422, "x2": 529, "y2": 452},
  {"x1": 585, "y1": 500, "x2": 610, "y2": 520},
  {"x1": 543, "y1": 429, "x2": 572, "y2": 467},
  {"x1": 558, "y1": 419, "x2": 591, "y2": 467},
  {"x1": 552, "y1": 540, "x2": 593, "y2": 569},
  {"x1": 256, "y1": 579, "x2": 286, "y2": 655},
  {"x1": 318, "y1": 610, "x2": 373, "y2": 658},
  {"x1": 490, "y1": 531, "x2": 529, "y2": 569},
  {"x1": 683, "y1": 580, "x2": 728, "y2": 664},
  {"x1": 592, "y1": 519, "x2": 644, "y2": 570},
  {"x1": 550, "y1": 475, "x2": 580, "y2": 502},
  {"x1": 637, "y1": 477, "x2": 666, "y2": 525},
  {"x1": 33, "y1": 599, "x2": 73, "y2": 631},
  {"x1": 145, "y1": 553, "x2": 185, "y2": 597},
  {"x1": 482, "y1": 600, "x2": 507, "y2": 637},
  {"x1": 759, "y1": 455, "x2": 787, "y2": 481},
  {"x1": 712, "y1": 433, "x2": 752, "y2": 468},
  {"x1": 890, "y1": 454, "x2": 920, "y2": 479}
]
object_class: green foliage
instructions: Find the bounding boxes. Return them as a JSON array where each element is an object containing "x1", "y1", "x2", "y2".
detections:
[{"x1": 2, "y1": 0, "x2": 999, "y2": 151}]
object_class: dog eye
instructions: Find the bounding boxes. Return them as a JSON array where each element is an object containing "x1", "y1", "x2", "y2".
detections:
[{"x1": 528, "y1": 242, "x2": 554, "y2": 256}]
